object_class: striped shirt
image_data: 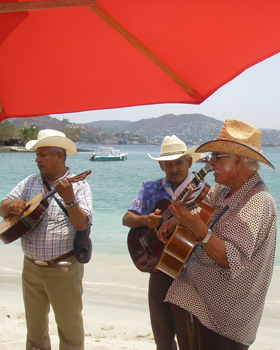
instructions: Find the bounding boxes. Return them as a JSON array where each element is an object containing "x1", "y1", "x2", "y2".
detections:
[
  {"x1": 3, "y1": 168, "x2": 92, "y2": 261},
  {"x1": 165, "y1": 172, "x2": 277, "y2": 346}
]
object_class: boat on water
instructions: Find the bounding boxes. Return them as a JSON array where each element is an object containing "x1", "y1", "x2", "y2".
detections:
[
  {"x1": 198, "y1": 153, "x2": 211, "y2": 163},
  {"x1": 89, "y1": 147, "x2": 128, "y2": 161}
]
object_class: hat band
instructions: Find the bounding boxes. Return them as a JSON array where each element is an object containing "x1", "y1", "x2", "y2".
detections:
[{"x1": 160, "y1": 150, "x2": 186, "y2": 157}]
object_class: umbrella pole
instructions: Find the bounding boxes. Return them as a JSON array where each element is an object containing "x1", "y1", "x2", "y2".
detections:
[
  {"x1": 0, "y1": 0, "x2": 95, "y2": 12},
  {"x1": 89, "y1": 4, "x2": 203, "y2": 102}
]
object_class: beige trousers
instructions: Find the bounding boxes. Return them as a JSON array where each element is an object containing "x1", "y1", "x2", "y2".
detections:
[{"x1": 22, "y1": 255, "x2": 84, "y2": 350}]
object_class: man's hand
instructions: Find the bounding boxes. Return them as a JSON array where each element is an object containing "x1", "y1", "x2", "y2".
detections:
[
  {"x1": 168, "y1": 201, "x2": 208, "y2": 241},
  {"x1": 7, "y1": 199, "x2": 26, "y2": 215},
  {"x1": 157, "y1": 217, "x2": 177, "y2": 243},
  {"x1": 54, "y1": 177, "x2": 75, "y2": 204},
  {"x1": 147, "y1": 209, "x2": 162, "y2": 229}
]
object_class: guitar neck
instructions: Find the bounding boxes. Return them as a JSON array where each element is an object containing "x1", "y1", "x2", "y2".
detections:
[
  {"x1": 41, "y1": 170, "x2": 92, "y2": 202},
  {"x1": 160, "y1": 163, "x2": 212, "y2": 224},
  {"x1": 190, "y1": 163, "x2": 212, "y2": 187}
]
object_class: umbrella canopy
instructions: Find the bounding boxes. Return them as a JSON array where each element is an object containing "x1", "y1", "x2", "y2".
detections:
[{"x1": 1, "y1": 0, "x2": 280, "y2": 121}]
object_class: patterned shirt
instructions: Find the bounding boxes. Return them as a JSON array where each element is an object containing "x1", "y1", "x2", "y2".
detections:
[
  {"x1": 165, "y1": 172, "x2": 277, "y2": 346},
  {"x1": 3, "y1": 168, "x2": 93, "y2": 261},
  {"x1": 128, "y1": 172, "x2": 192, "y2": 215}
]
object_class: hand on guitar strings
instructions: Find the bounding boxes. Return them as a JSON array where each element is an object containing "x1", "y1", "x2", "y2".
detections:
[
  {"x1": 168, "y1": 201, "x2": 208, "y2": 242},
  {"x1": 146, "y1": 208, "x2": 163, "y2": 229},
  {"x1": 8, "y1": 199, "x2": 27, "y2": 215},
  {"x1": 157, "y1": 217, "x2": 177, "y2": 244},
  {"x1": 54, "y1": 177, "x2": 75, "y2": 205}
]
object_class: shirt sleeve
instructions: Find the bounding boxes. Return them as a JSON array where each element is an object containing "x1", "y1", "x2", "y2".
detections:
[
  {"x1": 127, "y1": 182, "x2": 148, "y2": 215},
  {"x1": 2, "y1": 175, "x2": 32, "y2": 202},
  {"x1": 224, "y1": 190, "x2": 277, "y2": 279}
]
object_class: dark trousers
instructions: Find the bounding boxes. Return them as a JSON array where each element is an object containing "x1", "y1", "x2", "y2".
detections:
[
  {"x1": 192, "y1": 316, "x2": 249, "y2": 350},
  {"x1": 148, "y1": 271, "x2": 193, "y2": 350}
]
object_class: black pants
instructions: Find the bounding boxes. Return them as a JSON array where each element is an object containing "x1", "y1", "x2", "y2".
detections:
[
  {"x1": 192, "y1": 315, "x2": 249, "y2": 350},
  {"x1": 148, "y1": 271, "x2": 193, "y2": 350}
]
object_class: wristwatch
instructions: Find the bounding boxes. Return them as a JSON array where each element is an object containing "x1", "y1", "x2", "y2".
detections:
[
  {"x1": 196, "y1": 229, "x2": 212, "y2": 245},
  {"x1": 65, "y1": 198, "x2": 77, "y2": 208}
]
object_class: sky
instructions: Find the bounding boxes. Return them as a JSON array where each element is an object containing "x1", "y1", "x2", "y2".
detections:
[{"x1": 53, "y1": 52, "x2": 280, "y2": 130}]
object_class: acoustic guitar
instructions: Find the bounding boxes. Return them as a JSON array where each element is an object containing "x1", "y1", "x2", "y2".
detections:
[
  {"x1": 127, "y1": 164, "x2": 212, "y2": 273},
  {"x1": 157, "y1": 200, "x2": 215, "y2": 278},
  {"x1": 0, "y1": 170, "x2": 92, "y2": 244}
]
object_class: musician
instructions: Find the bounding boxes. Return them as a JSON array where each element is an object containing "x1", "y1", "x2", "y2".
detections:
[
  {"x1": 0, "y1": 129, "x2": 93, "y2": 350},
  {"x1": 159, "y1": 120, "x2": 277, "y2": 350},
  {"x1": 123, "y1": 135, "x2": 201, "y2": 350}
]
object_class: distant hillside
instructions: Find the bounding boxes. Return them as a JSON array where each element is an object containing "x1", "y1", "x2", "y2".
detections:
[
  {"x1": 8, "y1": 116, "x2": 71, "y2": 130},
  {"x1": 86, "y1": 114, "x2": 223, "y2": 144},
  {"x1": 6, "y1": 114, "x2": 280, "y2": 147},
  {"x1": 86, "y1": 120, "x2": 132, "y2": 129}
]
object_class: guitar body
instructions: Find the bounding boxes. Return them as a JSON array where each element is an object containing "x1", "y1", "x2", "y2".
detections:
[
  {"x1": 0, "y1": 170, "x2": 92, "y2": 244},
  {"x1": 127, "y1": 183, "x2": 213, "y2": 273},
  {"x1": 157, "y1": 201, "x2": 216, "y2": 278},
  {"x1": 0, "y1": 194, "x2": 49, "y2": 244},
  {"x1": 127, "y1": 165, "x2": 213, "y2": 274},
  {"x1": 127, "y1": 198, "x2": 171, "y2": 272}
]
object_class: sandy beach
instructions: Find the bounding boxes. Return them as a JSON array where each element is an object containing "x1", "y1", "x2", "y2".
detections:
[{"x1": 0, "y1": 244, "x2": 279, "y2": 350}]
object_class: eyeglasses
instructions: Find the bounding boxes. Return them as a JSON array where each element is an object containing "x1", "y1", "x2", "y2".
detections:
[{"x1": 211, "y1": 152, "x2": 231, "y2": 163}]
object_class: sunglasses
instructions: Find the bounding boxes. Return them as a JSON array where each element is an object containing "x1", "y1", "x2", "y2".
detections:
[{"x1": 211, "y1": 152, "x2": 231, "y2": 163}]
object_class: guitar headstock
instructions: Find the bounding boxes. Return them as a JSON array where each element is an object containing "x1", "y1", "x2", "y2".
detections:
[{"x1": 69, "y1": 170, "x2": 92, "y2": 183}]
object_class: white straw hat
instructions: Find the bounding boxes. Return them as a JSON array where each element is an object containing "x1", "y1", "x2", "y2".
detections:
[
  {"x1": 196, "y1": 119, "x2": 274, "y2": 169},
  {"x1": 25, "y1": 129, "x2": 77, "y2": 155},
  {"x1": 148, "y1": 135, "x2": 201, "y2": 162}
]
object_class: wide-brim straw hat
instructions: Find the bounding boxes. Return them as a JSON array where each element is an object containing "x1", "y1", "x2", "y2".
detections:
[
  {"x1": 196, "y1": 119, "x2": 274, "y2": 169},
  {"x1": 148, "y1": 135, "x2": 201, "y2": 162},
  {"x1": 25, "y1": 129, "x2": 77, "y2": 155}
]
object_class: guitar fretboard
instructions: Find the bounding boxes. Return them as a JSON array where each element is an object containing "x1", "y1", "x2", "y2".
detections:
[{"x1": 159, "y1": 163, "x2": 212, "y2": 224}]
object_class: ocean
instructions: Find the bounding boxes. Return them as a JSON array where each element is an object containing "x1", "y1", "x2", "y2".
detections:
[{"x1": 0, "y1": 144, "x2": 279, "y2": 267}]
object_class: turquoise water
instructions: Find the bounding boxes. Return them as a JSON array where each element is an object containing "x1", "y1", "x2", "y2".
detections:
[{"x1": 0, "y1": 145, "x2": 279, "y2": 266}]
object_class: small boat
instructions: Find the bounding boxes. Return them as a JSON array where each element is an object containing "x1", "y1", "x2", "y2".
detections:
[
  {"x1": 89, "y1": 147, "x2": 128, "y2": 161},
  {"x1": 198, "y1": 153, "x2": 211, "y2": 163}
]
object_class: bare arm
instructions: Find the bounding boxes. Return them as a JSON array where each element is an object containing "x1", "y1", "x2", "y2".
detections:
[
  {"x1": 168, "y1": 201, "x2": 229, "y2": 269},
  {"x1": 123, "y1": 209, "x2": 162, "y2": 229}
]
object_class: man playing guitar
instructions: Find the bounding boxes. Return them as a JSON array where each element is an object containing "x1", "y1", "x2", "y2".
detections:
[
  {"x1": 0, "y1": 129, "x2": 92, "y2": 350},
  {"x1": 123, "y1": 135, "x2": 201, "y2": 350}
]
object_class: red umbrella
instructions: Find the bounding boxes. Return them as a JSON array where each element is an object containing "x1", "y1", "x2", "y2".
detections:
[{"x1": 1, "y1": 0, "x2": 280, "y2": 121}]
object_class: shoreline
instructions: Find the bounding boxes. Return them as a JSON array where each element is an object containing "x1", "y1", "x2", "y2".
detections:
[
  {"x1": 0, "y1": 146, "x2": 94, "y2": 153},
  {"x1": 0, "y1": 244, "x2": 279, "y2": 349}
]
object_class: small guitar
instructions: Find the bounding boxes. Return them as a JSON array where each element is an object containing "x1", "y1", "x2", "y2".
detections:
[
  {"x1": 127, "y1": 164, "x2": 212, "y2": 273},
  {"x1": 0, "y1": 170, "x2": 92, "y2": 244},
  {"x1": 157, "y1": 201, "x2": 215, "y2": 278}
]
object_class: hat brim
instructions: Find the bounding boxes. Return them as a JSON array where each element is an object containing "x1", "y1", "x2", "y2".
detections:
[
  {"x1": 148, "y1": 146, "x2": 201, "y2": 163},
  {"x1": 196, "y1": 140, "x2": 274, "y2": 169},
  {"x1": 25, "y1": 136, "x2": 77, "y2": 155}
]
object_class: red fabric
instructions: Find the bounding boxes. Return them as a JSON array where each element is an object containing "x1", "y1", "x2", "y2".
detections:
[{"x1": 1, "y1": 0, "x2": 280, "y2": 120}]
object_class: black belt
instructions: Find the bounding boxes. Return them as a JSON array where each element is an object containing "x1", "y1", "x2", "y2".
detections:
[{"x1": 26, "y1": 250, "x2": 74, "y2": 266}]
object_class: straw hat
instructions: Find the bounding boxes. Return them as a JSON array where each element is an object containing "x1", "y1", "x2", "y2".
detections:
[
  {"x1": 148, "y1": 135, "x2": 201, "y2": 162},
  {"x1": 25, "y1": 129, "x2": 77, "y2": 155},
  {"x1": 196, "y1": 119, "x2": 274, "y2": 169}
]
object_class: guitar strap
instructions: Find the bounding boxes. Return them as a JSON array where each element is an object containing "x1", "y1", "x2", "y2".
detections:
[
  {"x1": 41, "y1": 176, "x2": 69, "y2": 217},
  {"x1": 208, "y1": 205, "x2": 229, "y2": 230},
  {"x1": 208, "y1": 179, "x2": 264, "y2": 230}
]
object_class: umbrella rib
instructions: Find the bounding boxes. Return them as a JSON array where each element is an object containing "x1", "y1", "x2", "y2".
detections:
[
  {"x1": 0, "y1": 0, "x2": 95, "y2": 13},
  {"x1": 89, "y1": 3, "x2": 201, "y2": 101}
]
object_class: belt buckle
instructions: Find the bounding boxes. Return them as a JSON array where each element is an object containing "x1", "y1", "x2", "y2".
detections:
[{"x1": 34, "y1": 260, "x2": 49, "y2": 266}]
